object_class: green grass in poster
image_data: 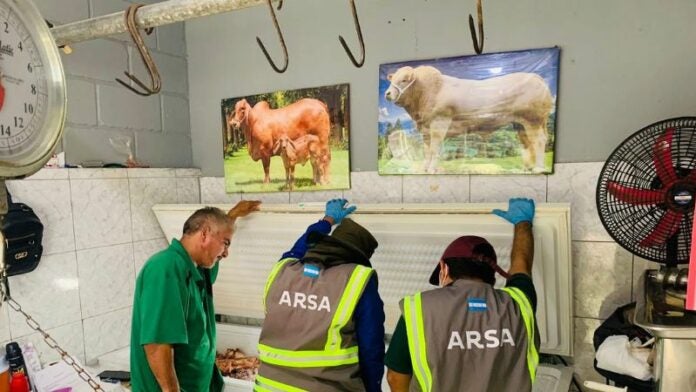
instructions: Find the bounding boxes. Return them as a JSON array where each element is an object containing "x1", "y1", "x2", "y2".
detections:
[
  {"x1": 378, "y1": 152, "x2": 554, "y2": 175},
  {"x1": 225, "y1": 148, "x2": 350, "y2": 193}
]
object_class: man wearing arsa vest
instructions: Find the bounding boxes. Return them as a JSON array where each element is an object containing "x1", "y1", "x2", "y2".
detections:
[
  {"x1": 256, "y1": 199, "x2": 386, "y2": 391},
  {"x1": 386, "y1": 198, "x2": 539, "y2": 392}
]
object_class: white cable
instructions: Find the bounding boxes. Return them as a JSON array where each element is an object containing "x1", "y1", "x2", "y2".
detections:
[{"x1": 583, "y1": 381, "x2": 628, "y2": 392}]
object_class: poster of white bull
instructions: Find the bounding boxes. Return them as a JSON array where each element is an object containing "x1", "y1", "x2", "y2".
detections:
[
  {"x1": 378, "y1": 47, "x2": 560, "y2": 175},
  {"x1": 221, "y1": 84, "x2": 351, "y2": 193}
]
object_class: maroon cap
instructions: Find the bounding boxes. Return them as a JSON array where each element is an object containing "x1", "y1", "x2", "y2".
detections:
[{"x1": 428, "y1": 236, "x2": 510, "y2": 285}]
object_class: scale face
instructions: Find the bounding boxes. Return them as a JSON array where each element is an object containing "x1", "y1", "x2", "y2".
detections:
[{"x1": 0, "y1": 0, "x2": 65, "y2": 178}]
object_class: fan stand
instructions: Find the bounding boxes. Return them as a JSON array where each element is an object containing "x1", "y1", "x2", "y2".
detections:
[{"x1": 635, "y1": 238, "x2": 696, "y2": 391}]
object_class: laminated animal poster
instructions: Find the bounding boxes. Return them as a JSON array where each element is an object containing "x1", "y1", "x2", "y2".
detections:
[
  {"x1": 221, "y1": 84, "x2": 350, "y2": 193},
  {"x1": 379, "y1": 47, "x2": 560, "y2": 175}
]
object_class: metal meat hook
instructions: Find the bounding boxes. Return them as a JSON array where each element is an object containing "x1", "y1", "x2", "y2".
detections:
[
  {"x1": 469, "y1": 0, "x2": 484, "y2": 54},
  {"x1": 256, "y1": 0, "x2": 289, "y2": 73},
  {"x1": 115, "y1": 4, "x2": 162, "y2": 96},
  {"x1": 339, "y1": 0, "x2": 365, "y2": 67}
]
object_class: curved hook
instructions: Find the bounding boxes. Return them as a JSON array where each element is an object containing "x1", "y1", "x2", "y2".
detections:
[
  {"x1": 256, "y1": 0, "x2": 288, "y2": 73},
  {"x1": 276, "y1": 0, "x2": 283, "y2": 11},
  {"x1": 115, "y1": 4, "x2": 161, "y2": 96},
  {"x1": 338, "y1": 0, "x2": 365, "y2": 68},
  {"x1": 468, "y1": 0, "x2": 484, "y2": 54}
]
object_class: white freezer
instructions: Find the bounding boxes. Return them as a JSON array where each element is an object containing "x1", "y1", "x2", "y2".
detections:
[
  {"x1": 154, "y1": 203, "x2": 574, "y2": 356},
  {"x1": 150, "y1": 202, "x2": 575, "y2": 391},
  {"x1": 216, "y1": 324, "x2": 260, "y2": 391}
]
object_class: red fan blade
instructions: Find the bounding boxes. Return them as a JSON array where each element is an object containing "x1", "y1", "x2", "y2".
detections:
[
  {"x1": 607, "y1": 182, "x2": 665, "y2": 205},
  {"x1": 684, "y1": 166, "x2": 696, "y2": 183},
  {"x1": 639, "y1": 209, "x2": 683, "y2": 247},
  {"x1": 653, "y1": 128, "x2": 678, "y2": 186}
]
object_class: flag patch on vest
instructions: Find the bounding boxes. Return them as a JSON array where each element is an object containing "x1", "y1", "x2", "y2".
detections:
[
  {"x1": 303, "y1": 264, "x2": 320, "y2": 278},
  {"x1": 467, "y1": 298, "x2": 487, "y2": 312}
]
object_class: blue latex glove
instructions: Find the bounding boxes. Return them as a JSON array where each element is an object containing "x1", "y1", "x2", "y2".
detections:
[
  {"x1": 325, "y1": 198, "x2": 356, "y2": 224},
  {"x1": 492, "y1": 198, "x2": 535, "y2": 225}
]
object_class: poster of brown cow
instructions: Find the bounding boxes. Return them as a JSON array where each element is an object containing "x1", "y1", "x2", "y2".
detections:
[
  {"x1": 379, "y1": 47, "x2": 559, "y2": 175},
  {"x1": 221, "y1": 84, "x2": 350, "y2": 193}
]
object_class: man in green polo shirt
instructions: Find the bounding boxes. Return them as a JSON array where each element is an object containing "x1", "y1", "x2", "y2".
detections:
[{"x1": 130, "y1": 200, "x2": 260, "y2": 392}]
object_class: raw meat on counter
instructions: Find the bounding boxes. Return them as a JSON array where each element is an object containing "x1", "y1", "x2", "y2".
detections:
[{"x1": 215, "y1": 348, "x2": 260, "y2": 382}]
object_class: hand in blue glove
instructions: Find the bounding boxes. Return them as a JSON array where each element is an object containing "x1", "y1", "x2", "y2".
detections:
[
  {"x1": 492, "y1": 198, "x2": 535, "y2": 225},
  {"x1": 325, "y1": 198, "x2": 357, "y2": 225}
]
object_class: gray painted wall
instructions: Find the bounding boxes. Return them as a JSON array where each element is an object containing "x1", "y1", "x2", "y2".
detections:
[
  {"x1": 35, "y1": 0, "x2": 192, "y2": 168},
  {"x1": 186, "y1": 0, "x2": 696, "y2": 176}
]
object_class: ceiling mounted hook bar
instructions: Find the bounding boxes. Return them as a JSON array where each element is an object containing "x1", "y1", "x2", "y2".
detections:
[
  {"x1": 256, "y1": 0, "x2": 289, "y2": 73},
  {"x1": 338, "y1": 0, "x2": 365, "y2": 68},
  {"x1": 469, "y1": 0, "x2": 484, "y2": 54},
  {"x1": 115, "y1": 4, "x2": 161, "y2": 96}
]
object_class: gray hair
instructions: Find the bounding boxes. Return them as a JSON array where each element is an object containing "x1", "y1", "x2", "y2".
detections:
[{"x1": 182, "y1": 207, "x2": 233, "y2": 235}]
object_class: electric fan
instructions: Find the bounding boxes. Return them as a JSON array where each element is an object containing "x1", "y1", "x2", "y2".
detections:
[
  {"x1": 596, "y1": 117, "x2": 696, "y2": 392},
  {"x1": 597, "y1": 117, "x2": 696, "y2": 265}
]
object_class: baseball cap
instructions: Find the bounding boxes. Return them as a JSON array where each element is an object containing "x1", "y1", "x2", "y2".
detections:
[{"x1": 428, "y1": 235, "x2": 510, "y2": 285}]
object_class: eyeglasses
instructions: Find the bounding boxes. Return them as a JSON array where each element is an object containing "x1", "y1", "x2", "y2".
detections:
[
  {"x1": 217, "y1": 235, "x2": 231, "y2": 250},
  {"x1": 208, "y1": 227, "x2": 231, "y2": 249}
]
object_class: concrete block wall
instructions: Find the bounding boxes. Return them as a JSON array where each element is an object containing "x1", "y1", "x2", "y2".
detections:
[{"x1": 34, "y1": 0, "x2": 192, "y2": 168}]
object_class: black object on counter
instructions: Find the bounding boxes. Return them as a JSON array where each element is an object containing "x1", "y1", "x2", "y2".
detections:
[{"x1": 97, "y1": 370, "x2": 131, "y2": 383}]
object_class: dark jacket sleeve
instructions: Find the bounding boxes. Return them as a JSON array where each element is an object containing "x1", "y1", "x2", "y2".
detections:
[
  {"x1": 354, "y1": 274, "x2": 385, "y2": 392},
  {"x1": 281, "y1": 219, "x2": 332, "y2": 260}
]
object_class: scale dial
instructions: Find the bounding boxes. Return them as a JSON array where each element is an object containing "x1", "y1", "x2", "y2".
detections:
[{"x1": 0, "y1": 0, "x2": 65, "y2": 178}]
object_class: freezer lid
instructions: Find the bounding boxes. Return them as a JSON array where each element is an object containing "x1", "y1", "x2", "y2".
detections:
[{"x1": 153, "y1": 203, "x2": 573, "y2": 356}]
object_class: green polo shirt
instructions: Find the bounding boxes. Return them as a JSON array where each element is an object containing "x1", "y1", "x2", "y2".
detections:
[{"x1": 130, "y1": 239, "x2": 224, "y2": 392}]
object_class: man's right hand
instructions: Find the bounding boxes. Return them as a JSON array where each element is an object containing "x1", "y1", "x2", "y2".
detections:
[
  {"x1": 324, "y1": 198, "x2": 356, "y2": 225},
  {"x1": 492, "y1": 198, "x2": 535, "y2": 225},
  {"x1": 228, "y1": 200, "x2": 261, "y2": 220}
]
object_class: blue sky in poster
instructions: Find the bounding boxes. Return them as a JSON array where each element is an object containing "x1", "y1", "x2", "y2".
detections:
[{"x1": 378, "y1": 47, "x2": 560, "y2": 128}]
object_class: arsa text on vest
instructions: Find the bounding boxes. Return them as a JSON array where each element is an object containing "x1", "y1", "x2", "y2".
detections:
[
  {"x1": 279, "y1": 291, "x2": 331, "y2": 312},
  {"x1": 448, "y1": 329, "x2": 515, "y2": 350}
]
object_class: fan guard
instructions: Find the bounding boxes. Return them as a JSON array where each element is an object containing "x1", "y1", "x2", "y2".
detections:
[{"x1": 597, "y1": 117, "x2": 696, "y2": 265}]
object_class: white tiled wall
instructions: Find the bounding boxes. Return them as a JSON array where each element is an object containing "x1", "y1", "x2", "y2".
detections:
[
  {"x1": 204, "y1": 162, "x2": 653, "y2": 386},
  {"x1": 1, "y1": 167, "x2": 201, "y2": 365}
]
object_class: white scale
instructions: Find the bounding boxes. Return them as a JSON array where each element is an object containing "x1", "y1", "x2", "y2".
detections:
[
  {"x1": 0, "y1": 0, "x2": 93, "y2": 389},
  {"x1": 0, "y1": 0, "x2": 66, "y2": 289},
  {"x1": 0, "y1": 0, "x2": 66, "y2": 288},
  {"x1": 0, "y1": 0, "x2": 65, "y2": 179}
]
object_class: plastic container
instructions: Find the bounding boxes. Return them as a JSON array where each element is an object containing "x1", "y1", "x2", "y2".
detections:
[{"x1": 5, "y1": 344, "x2": 28, "y2": 391}]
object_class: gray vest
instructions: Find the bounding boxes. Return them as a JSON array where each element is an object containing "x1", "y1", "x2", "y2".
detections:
[
  {"x1": 257, "y1": 259, "x2": 373, "y2": 391},
  {"x1": 400, "y1": 279, "x2": 540, "y2": 392}
]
